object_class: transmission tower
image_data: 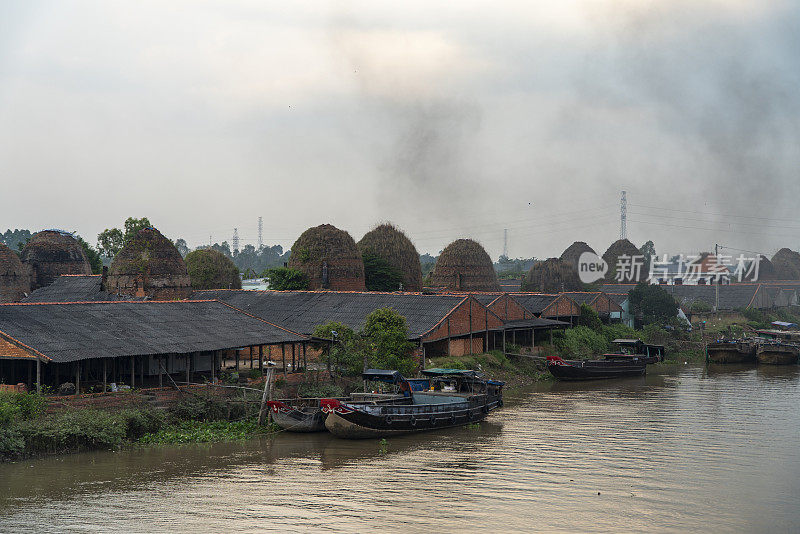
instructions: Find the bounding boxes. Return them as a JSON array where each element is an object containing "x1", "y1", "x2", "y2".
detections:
[
  {"x1": 619, "y1": 190, "x2": 627, "y2": 240},
  {"x1": 232, "y1": 228, "x2": 240, "y2": 253},
  {"x1": 503, "y1": 228, "x2": 508, "y2": 258},
  {"x1": 257, "y1": 217, "x2": 263, "y2": 250}
]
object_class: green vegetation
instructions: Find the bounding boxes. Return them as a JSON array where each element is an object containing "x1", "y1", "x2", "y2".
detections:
[
  {"x1": 185, "y1": 248, "x2": 241, "y2": 289},
  {"x1": 362, "y1": 251, "x2": 404, "y2": 291},
  {"x1": 1, "y1": 228, "x2": 32, "y2": 254},
  {"x1": 97, "y1": 217, "x2": 152, "y2": 258},
  {"x1": 138, "y1": 420, "x2": 271, "y2": 445},
  {"x1": 628, "y1": 282, "x2": 680, "y2": 324},
  {"x1": 314, "y1": 308, "x2": 417, "y2": 376},
  {"x1": 263, "y1": 266, "x2": 309, "y2": 290},
  {"x1": 430, "y1": 350, "x2": 550, "y2": 386},
  {"x1": 76, "y1": 235, "x2": 103, "y2": 274}
]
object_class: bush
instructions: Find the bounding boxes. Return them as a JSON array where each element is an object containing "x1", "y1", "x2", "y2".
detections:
[
  {"x1": 600, "y1": 323, "x2": 639, "y2": 344},
  {"x1": 118, "y1": 409, "x2": 165, "y2": 440},
  {"x1": 170, "y1": 397, "x2": 229, "y2": 422},
  {"x1": 628, "y1": 282, "x2": 679, "y2": 324},
  {"x1": 555, "y1": 326, "x2": 609, "y2": 359},
  {"x1": 0, "y1": 392, "x2": 46, "y2": 424},
  {"x1": 690, "y1": 300, "x2": 712, "y2": 313},
  {"x1": 0, "y1": 428, "x2": 24, "y2": 460},
  {"x1": 362, "y1": 308, "x2": 417, "y2": 376},
  {"x1": 17, "y1": 410, "x2": 126, "y2": 455},
  {"x1": 297, "y1": 383, "x2": 344, "y2": 398},
  {"x1": 577, "y1": 304, "x2": 602, "y2": 331},
  {"x1": 263, "y1": 267, "x2": 308, "y2": 290},
  {"x1": 362, "y1": 252, "x2": 404, "y2": 291}
]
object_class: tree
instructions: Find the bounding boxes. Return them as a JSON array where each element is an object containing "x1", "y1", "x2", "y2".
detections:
[
  {"x1": 362, "y1": 252, "x2": 404, "y2": 291},
  {"x1": 577, "y1": 303, "x2": 603, "y2": 331},
  {"x1": 76, "y1": 236, "x2": 103, "y2": 274},
  {"x1": 96, "y1": 228, "x2": 124, "y2": 258},
  {"x1": 628, "y1": 281, "x2": 679, "y2": 325},
  {"x1": 361, "y1": 308, "x2": 416, "y2": 376},
  {"x1": 313, "y1": 322, "x2": 361, "y2": 375},
  {"x1": 96, "y1": 217, "x2": 152, "y2": 259},
  {"x1": 174, "y1": 238, "x2": 190, "y2": 258},
  {"x1": 640, "y1": 240, "x2": 656, "y2": 273},
  {"x1": 263, "y1": 267, "x2": 308, "y2": 290}
]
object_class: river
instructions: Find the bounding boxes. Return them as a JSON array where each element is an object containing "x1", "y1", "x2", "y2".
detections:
[{"x1": 1, "y1": 365, "x2": 799, "y2": 533}]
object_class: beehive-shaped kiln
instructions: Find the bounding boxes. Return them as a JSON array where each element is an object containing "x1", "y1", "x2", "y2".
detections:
[
  {"x1": 357, "y1": 223, "x2": 422, "y2": 291},
  {"x1": 523, "y1": 258, "x2": 583, "y2": 292},
  {"x1": 288, "y1": 224, "x2": 365, "y2": 291},
  {"x1": 185, "y1": 248, "x2": 242, "y2": 290},
  {"x1": 107, "y1": 227, "x2": 192, "y2": 299},
  {"x1": 430, "y1": 239, "x2": 500, "y2": 291},
  {"x1": 602, "y1": 239, "x2": 643, "y2": 282},
  {"x1": 560, "y1": 241, "x2": 596, "y2": 272},
  {"x1": 771, "y1": 248, "x2": 800, "y2": 280},
  {"x1": 0, "y1": 243, "x2": 30, "y2": 302},
  {"x1": 21, "y1": 230, "x2": 91, "y2": 290}
]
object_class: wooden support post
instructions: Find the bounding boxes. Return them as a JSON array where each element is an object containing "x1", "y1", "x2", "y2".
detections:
[
  {"x1": 303, "y1": 343, "x2": 307, "y2": 371},
  {"x1": 186, "y1": 354, "x2": 191, "y2": 385},
  {"x1": 532, "y1": 329, "x2": 536, "y2": 348},
  {"x1": 27, "y1": 360, "x2": 32, "y2": 390},
  {"x1": 75, "y1": 361, "x2": 80, "y2": 396},
  {"x1": 250, "y1": 347, "x2": 254, "y2": 369},
  {"x1": 281, "y1": 343, "x2": 286, "y2": 377},
  {"x1": 211, "y1": 352, "x2": 216, "y2": 383},
  {"x1": 485, "y1": 309, "x2": 489, "y2": 353},
  {"x1": 503, "y1": 328, "x2": 506, "y2": 354},
  {"x1": 140, "y1": 356, "x2": 145, "y2": 387},
  {"x1": 103, "y1": 359, "x2": 107, "y2": 393},
  {"x1": 130, "y1": 356, "x2": 135, "y2": 389},
  {"x1": 54, "y1": 362, "x2": 59, "y2": 389},
  {"x1": 550, "y1": 329, "x2": 553, "y2": 344},
  {"x1": 257, "y1": 367, "x2": 274, "y2": 426},
  {"x1": 235, "y1": 350, "x2": 240, "y2": 372},
  {"x1": 291, "y1": 344, "x2": 296, "y2": 372},
  {"x1": 259, "y1": 345, "x2": 264, "y2": 373},
  {"x1": 36, "y1": 359, "x2": 41, "y2": 394},
  {"x1": 446, "y1": 317, "x2": 451, "y2": 357},
  {"x1": 159, "y1": 356, "x2": 163, "y2": 388},
  {"x1": 469, "y1": 298, "x2": 473, "y2": 356}
]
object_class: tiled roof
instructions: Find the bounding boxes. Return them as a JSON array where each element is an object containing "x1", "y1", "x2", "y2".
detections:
[
  {"x1": 190, "y1": 290, "x2": 469, "y2": 339},
  {"x1": 510, "y1": 294, "x2": 560, "y2": 314},
  {"x1": 0, "y1": 336, "x2": 38, "y2": 360},
  {"x1": 560, "y1": 292, "x2": 599, "y2": 305},
  {"x1": 0, "y1": 301, "x2": 306, "y2": 363}
]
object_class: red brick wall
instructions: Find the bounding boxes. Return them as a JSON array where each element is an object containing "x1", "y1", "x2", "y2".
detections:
[
  {"x1": 488, "y1": 294, "x2": 530, "y2": 321},
  {"x1": 423, "y1": 297, "x2": 503, "y2": 343}
]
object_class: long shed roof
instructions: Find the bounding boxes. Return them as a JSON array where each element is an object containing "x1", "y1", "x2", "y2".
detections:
[
  {"x1": 190, "y1": 290, "x2": 470, "y2": 339},
  {"x1": 24, "y1": 275, "x2": 136, "y2": 303},
  {"x1": 0, "y1": 300, "x2": 306, "y2": 363},
  {"x1": 598, "y1": 283, "x2": 769, "y2": 310}
]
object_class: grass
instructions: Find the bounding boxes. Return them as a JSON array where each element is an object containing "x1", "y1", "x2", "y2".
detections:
[
  {"x1": 138, "y1": 419, "x2": 274, "y2": 444},
  {"x1": 428, "y1": 350, "x2": 551, "y2": 389}
]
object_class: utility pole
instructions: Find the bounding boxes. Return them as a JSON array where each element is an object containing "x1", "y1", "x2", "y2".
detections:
[
  {"x1": 257, "y1": 217, "x2": 263, "y2": 250},
  {"x1": 715, "y1": 243, "x2": 720, "y2": 316},
  {"x1": 620, "y1": 190, "x2": 627, "y2": 240}
]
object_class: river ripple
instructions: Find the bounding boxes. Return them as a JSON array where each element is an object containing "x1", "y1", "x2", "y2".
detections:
[{"x1": 1, "y1": 365, "x2": 799, "y2": 533}]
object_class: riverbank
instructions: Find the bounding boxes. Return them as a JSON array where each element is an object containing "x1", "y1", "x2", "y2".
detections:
[{"x1": 0, "y1": 390, "x2": 277, "y2": 462}]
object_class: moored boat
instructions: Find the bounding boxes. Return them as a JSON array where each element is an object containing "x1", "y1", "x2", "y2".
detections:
[
  {"x1": 546, "y1": 355, "x2": 646, "y2": 380},
  {"x1": 603, "y1": 339, "x2": 665, "y2": 364},
  {"x1": 321, "y1": 369, "x2": 504, "y2": 439},
  {"x1": 756, "y1": 341, "x2": 799, "y2": 365},
  {"x1": 267, "y1": 398, "x2": 345, "y2": 432},
  {"x1": 707, "y1": 339, "x2": 757, "y2": 364}
]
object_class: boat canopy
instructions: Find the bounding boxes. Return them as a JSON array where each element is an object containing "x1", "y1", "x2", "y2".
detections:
[
  {"x1": 421, "y1": 368, "x2": 480, "y2": 378},
  {"x1": 362, "y1": 369, "x2": 405, "y2": 384}
]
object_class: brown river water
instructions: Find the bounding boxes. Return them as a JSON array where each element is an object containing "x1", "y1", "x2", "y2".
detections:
[{"x1": 1, "y1": 365, "x2": 799, "y2": 533}]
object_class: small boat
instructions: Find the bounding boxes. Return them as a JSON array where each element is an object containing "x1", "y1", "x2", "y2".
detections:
[
  {"x1": 756, "y1": 341, "x2": 799, "y2": 365},
  {"x1": 266, "y1": 398, "x2": 345, "y2": 432},
  {"x1": 546, "y1": 355, "x2": 646, "y2": 380},
  {"x1": 321, "y1": 369, "x2": 504, "y2": 439},
  {"x1": 706, "y1": 339, "x2": 757, "y2": 364},
  {"x1": 603, "y1": 339, "x2": 665, "y2": 364}
]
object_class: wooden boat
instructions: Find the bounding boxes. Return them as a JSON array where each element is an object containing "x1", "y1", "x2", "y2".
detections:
[
  {"x1": 321, "y1": 369, "x2": 504, "y2": 439},
  {"x1": 604, "y1": 339, "x2": 665, "y2": 364},
  {"x1": 756, "y1": 341, "x2": 799, "y2": 365},
  {"x1": 707, "y1": 339, "x2": 757, "y2": 364},
  {"x1": 546, "y1": 355, "x2": 646, "y2": 380},
  {"x1": 266, "y1": 398, "x2": 345, "y2": 432}
]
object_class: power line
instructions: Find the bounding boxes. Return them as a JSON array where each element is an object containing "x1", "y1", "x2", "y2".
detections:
[{"x1": 629, "y1": 203, "x2": 800, "y2": 223}]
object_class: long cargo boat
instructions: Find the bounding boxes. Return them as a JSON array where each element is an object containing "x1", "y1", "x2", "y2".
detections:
[
  {"x1": 321, "y1": 369, "x2": 504, "y2": 439},
  {"x1": 546, "y1": 355, "x2": 646, "y2": 380},
  {"x1": 756, "y1": 341, "x2": 799, "y2": 365},
  {"x1": 707, "y1": 339, "x2": 757, "y2": 364}
]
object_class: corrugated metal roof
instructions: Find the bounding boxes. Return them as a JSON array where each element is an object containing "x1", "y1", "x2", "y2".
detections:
[
  {"x1": 598, "y1": 283, "x2": 767, "y2": 310},
  {"x1": 0, "y1": 301, "x2": 306, "y2": 363},
  {"x1": 24, "y1": 275, "x2": 139, "y2": 303},
  {"x1": 190, "y1": 290, "x2": 468, "y2": 339}
]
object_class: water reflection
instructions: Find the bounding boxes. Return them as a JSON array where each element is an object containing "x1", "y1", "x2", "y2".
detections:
[{"x1": 2, "y1": 365, "x2": 800, "y2": 533}]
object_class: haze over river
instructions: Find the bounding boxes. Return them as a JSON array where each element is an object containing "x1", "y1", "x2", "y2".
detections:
[{"x1": 2, "y1": 365, "x2": 799, "y2": 533}]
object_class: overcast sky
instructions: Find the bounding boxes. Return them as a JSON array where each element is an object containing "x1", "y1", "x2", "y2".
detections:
[{"x1": 1, "y1": 1, "x2": 799, "y2": 261}]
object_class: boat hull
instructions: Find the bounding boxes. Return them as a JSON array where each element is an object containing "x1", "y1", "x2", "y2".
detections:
[
  {"x1": 323, "y1": 395, "x2": 501, "y2": 439},
  {"x1": 707, "y1": 344, "x2": 756, "y2": 364},
  {"x1": 547, "y1": 360, "x2": 646, "y2": 381},
  {"x1": 756, "y1": 345, "x2": 799, "y2": 365},
  {"x1": 271, "y1": 408, "x2": 327, "y2": 432}
]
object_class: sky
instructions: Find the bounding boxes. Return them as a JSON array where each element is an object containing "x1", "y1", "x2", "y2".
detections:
[{"x1": 1, "y1": 0, "x2": 799, "y2": 261}]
